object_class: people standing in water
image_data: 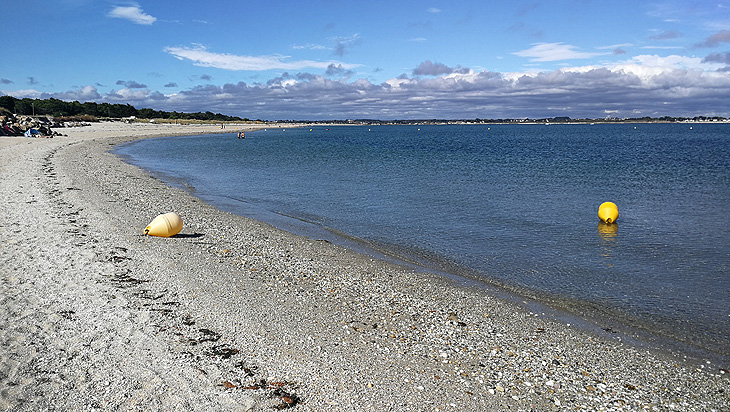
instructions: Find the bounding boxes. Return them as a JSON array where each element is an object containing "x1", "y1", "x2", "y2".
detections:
[{"x1": 237, "y1": 132, "x2": 245, "y2": 139}]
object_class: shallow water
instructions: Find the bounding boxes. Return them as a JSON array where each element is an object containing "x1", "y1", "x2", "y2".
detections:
[{"x1": 116, "y1": 123, "x2": 730, "y2": 357}]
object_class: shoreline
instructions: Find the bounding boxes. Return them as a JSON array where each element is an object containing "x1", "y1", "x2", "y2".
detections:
[
  {"x1": 1, "y1": 123, "x2": 728, "y2": 410},
  {"x1": 117, "y1": 125, "x2": 730, "y2": 367},
  {"x1": 178, "y1": 187, "x2": 730, "y2": 368}
]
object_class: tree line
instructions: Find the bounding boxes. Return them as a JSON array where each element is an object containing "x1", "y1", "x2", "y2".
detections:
[{"x1": 0, "y1": 96, "x2": 247, "y2": 122}]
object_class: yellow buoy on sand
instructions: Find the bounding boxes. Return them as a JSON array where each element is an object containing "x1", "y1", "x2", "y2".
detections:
[
  {"x1": 598, "y1": 202, "x2": 619, "y2": 224},
  {"x1": 144, "y1": 212, "x2": 183, "y2": 237}
]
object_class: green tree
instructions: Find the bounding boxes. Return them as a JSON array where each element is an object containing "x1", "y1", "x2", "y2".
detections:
[
  {"x1": 0, "y1": 96, "x2": 18, "y2": 112},
  {"x1": 82, "y1": 101, "x2": 100, "y2": 117},
  {"x1": 15, "y1": 99, "x2": 34, "y2": 115}
]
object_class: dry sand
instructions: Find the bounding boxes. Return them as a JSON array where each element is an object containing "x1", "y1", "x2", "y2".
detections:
[{"x1": 0, "y1": 122, "x2": 727, "y2": 411}]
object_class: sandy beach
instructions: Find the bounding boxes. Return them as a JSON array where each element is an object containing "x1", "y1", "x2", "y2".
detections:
[{"x1": 1, "y1": 122, "x2": 727, "y2": 411}]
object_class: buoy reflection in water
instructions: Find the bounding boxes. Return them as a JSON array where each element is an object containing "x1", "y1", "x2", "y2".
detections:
[{"x1": 597, "y1": 222, "x2": 618, "y2": 267}]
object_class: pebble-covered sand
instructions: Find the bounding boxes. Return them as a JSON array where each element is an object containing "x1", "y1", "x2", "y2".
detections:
[{"x1": 1, "y1": 122, "x2": 728, "y2": 411}]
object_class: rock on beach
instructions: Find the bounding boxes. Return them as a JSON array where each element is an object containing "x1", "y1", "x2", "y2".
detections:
[
  {"x1": 0, "y1": 122, "x2": 728, "y2": 411},
  {"x1": 0, "y1": 111, "x2": 63, "y2": 138}
]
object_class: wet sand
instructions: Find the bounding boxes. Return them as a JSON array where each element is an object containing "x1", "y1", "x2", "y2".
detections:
[{"x1": 1, "y1": 122, "x2": 727, "y2": 411}]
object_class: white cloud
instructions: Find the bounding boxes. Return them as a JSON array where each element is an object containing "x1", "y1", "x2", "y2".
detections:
[
  {"x1": 618, "y1": 54, "x2": 719, "y2": 73},
  {"x1": 413, "y1": 61, "x2": 470, "y2": 76},
  {"x1": 7, "y1": 55, "x2": 729, "y2": 120},
  {"x1": 641, "y1": 46, "x2": 684, "y2": 50},
  {"x1": 597, "y1": 43, "x2": 634, "y2": 50},
  {"x1": 164, "y1": 56, "x2": 726, "y2": 119},
  {"x1": 108, "y1": 5, "x2": 157, "y2": 25},
  {"x1": 648, "y1": 30, "x2": 682, "y2": 41},
  {"x1": 51, "y1": 85, "x2": 103, "y2": 101},
  {"x1": 113, "y1": 88, "x2": 152, "y2": 99},
  {"x1": 2, "y1": 86, "x2": 103, "y2": 101},
  {"x1": 427, "y1": 8, "x2": 442, "y2": 13},
  {"x1": 1, "y1": 89, "x2": 43, "y2": 98},
  {"x1": 332, "y1": 34, "x2": 361, "y2": 57},
  {"x1": 164, "y1": 44, "x2": 360, "y2": 71},
  {"x1": 695, "y1": 29, "x2": 730, "y2": 47},
  {"x1": 513, "y1": 42, "x2": 609, "y2": 62},
  {"x1": 78, "y1": 85, "x2": 102, "y2": 99},
  {"x1": 292, "y1": 43, "x2": 327, "y2": 50}
]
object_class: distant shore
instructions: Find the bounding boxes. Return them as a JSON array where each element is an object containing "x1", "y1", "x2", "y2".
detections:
[
  {"x1": 0, "y1": 122, "x2": 727, "y2": 411},
  {"x1": 280, "y1": 118, "x2": 730, "y2": 126}
]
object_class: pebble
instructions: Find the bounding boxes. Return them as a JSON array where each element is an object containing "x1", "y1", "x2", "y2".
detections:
[{"x1": 1, "y1": 124, "x2": 726, "y2": 411}]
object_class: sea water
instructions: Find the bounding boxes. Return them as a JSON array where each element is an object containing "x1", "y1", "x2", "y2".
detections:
[{"x1": 115, "y1": 124, "x2": 730, "y2": 359}]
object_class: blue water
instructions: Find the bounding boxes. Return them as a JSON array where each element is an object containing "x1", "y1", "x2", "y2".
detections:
[{"x1": 115, "y1": 124, "x2": 730, "y2": 358}]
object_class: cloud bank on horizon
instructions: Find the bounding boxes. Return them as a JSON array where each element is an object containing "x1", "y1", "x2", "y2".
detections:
[{"x1": 2, "y1": 0, "x2": 730, "y2": 119}]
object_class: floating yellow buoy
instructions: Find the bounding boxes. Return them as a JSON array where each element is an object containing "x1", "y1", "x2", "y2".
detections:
[
  {"x1": 598, "y1": 202, "x2": 619, "y2": 224},
  {"x1": 144, "y1": 212, "x2": 183, "y2": 237}
]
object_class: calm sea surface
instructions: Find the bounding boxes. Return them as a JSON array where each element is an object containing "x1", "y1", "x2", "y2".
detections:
[{"x1": 116, "y1": 124, "x2": 730, "y2": 359}]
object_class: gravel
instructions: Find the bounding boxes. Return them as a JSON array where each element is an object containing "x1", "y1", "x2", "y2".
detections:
[{"x1": 1, "y1": 124, "x2": 727, "y2": 411}]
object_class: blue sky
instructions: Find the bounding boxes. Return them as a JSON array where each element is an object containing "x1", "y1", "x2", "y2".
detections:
[{"x1": 2, "y1": 0, "x2": 730, "y2": 119}]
